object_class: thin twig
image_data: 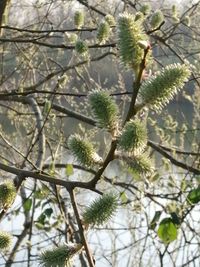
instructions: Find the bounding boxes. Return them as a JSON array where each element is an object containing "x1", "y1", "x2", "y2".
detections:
[{"x1": 68, "y1": 189, "x2": 95, "y2": 267}]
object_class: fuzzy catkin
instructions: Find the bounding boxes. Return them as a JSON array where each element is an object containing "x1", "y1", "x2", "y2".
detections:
[
  {"x1": 97, "y1": 21, "x2": 110, "y2": 44},
  {"x1": 150, "y1": 10, "x2": 164, "y2": 29},
  {"x1": 105, "y1": 14, "x2": 115, "y2": 26},
  {"x1": 68, "y1": 135, "x2": 100, "y2": 166},
  {"x1": 75, "y1": 40, "x2": 88, "y2": 55},
  {"x1": 40, "y1": 244, "x2": 82, "y2": 267},
  {"x1": 140, "y1": 63, "x2": 191, "y2": 111},
  {"x1": 0, "y1": 231, "x2": 12, "y2": 250},
  {"x1": 127, "y1": 153, "x2": 154, "y2": 175},
  {"x1": 119, "y1": 120, "x2": 147, "y2": 154},
  {"x1": 83, "y1": 194, "x2": 118, "y2": 226},
  {"x1": 74, "y1": 11, "x2": 84, "y2": 29},
  {"x1": 117, "y1": 13, "x2": 151, "y2": 71},
  {"x1": 140, "y1": 4, "x2": 151, "y2": 15},
  {"x1": 0, "y1": 180, "x2": 16, "y2": 208},
  {"x1": 89, "y1": 90, "x2": 119, "y2": 133}
]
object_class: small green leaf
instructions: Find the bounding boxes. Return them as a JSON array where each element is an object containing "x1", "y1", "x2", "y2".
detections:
[
  {"x1": 65, "y1": 164, "x2": 74, "y2": 176},
  {"x1": 37, "y1": 213, "x2": 46, "y2": 225},
  {"x1": 34, "y1": 190, "x2": 42, "y2": 199},
  {"x1": 180, "y1": 179, "x2": 187, "y2": 192},
  {"x1": 48, "y1": 162, "x2": 55, "y2": 176},
  {"x1": 23, "y1": 198, "x2": 32, "y2": 212},
  {"x1": 35, "y1": 222, "x2": 45, "y2": 230},
  {"x1": 187, "y1": 186, "x2": 200, "y2": 204},
  {"x1": 150, "y1": 173, "x2": 160, "y2": 182},
  {"x1": 150, "y1": 210, "x2": 162, "y2": 230},
  {"x1": 43, "y1": 100, "x2": 51, "y2": 114},
  {"x1": 34, "y1": 185, "x2": 50, "y2": 200},
  {"x1": 120, "y1": 192, "x2": 128, "y2": 204},
  {"x1": 170, "y1": 212, "x2": 181, "y2": 225},
  {"x1": 157, "y1": 218, "x2": 178, "y2": 244},
  {"x1": 44, "y1": 208, "x2": 53, "y2": 218}
]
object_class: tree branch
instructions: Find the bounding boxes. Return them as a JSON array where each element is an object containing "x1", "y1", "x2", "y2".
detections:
[
  {"x1": 148, "y1": 140, "x2": 200, "y2": 175},
  {"x1": 68, "y1": 189, "x2": 95, "y2": 267}
]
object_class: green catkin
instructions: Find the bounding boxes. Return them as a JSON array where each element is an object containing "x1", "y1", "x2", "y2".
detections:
[
  {"x1": 40, "y1": 244, "x2": 82, "y2": 267},
  {"x1": 183, "y1": 16, "x2": 191, "y2": 26},
  {"x1": 97, "y1": 21, "x2": 111, "y2": 44},
  {"x1": 74, "y1": 11, "x2": 84, "y2": 29},
  {"x1": 68, "y1": 134, "x2": 102, "y2": 166},
  {"x1": 150, "y1": 10, "x2": 164, "y2": 29},
  {"x1": 75, "y1": 40, "x2": 88, "y2": 55},
  {"x1": 0, "y1": 180, "x2": 16, "y2": 208},
  {"x1": 140, "y1": 63, "x2": 191, "y2": 111},
  {"x1": 69, "y1": 33, "x2": 78, "y2": 44},
  {"x1": 0, "y1": 231, "x2": 12, "y2": 250},
  {"x1": 172, "y1": 5, "x2": 177, "y2": 16},
  {"x1": 117, "y1": 12, "x2": 151, "y2": 71},
  {"x1": 119, "y1": 120, "x2": 147, "y2": 154},
  {"x1": 89, "y1": 90, "x2": 119, "y2": 133},
  {"x1": 83, "y1": 193, "x2": 118, "y2": 226},
  {"x1": 135, "y1": 12, "x2": 144, "y2": 22},
  {"x1": 140, "y1": 4, "x2": 151, "y2": 15},
  {"x1": 127, "y1": 153, "x2": 154, "y2": 175},
  {"x1": 64, "y1": 33, "x2": 78, "y2": 44},
  {"x1": 105, "y1": 14, "x2": 115, "y2": 26}
]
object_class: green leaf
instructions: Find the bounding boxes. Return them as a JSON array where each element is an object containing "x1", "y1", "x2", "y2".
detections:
[
  {"x1": 43, "y1": 100, "x2": 51, "y2": 114},
  {"x1": 34, "y1": 190, "x2": 42, "y2": 199},
  {"x1": 65, "y1": 164, "x2": 74, "y2": 176},
  {"x1": 48, "y1": 162, "x2": 55, "y2": 176},
  {"x1": 150, "y1": 210, "x2": 162, "y2": 230},
  {"x1": 37, "y1": 213, "x2": 46, "y2": 225},
  {"x1": 149, "y1": 173, "x2": 160, "y2": 182},
  {"x1": 44, "y1": 208, "x2": 53, "y2": 218},
  {"x1": 34, "y1": 185, "x2": 50, "y2": 199},
  {"x1": 187, "y1": 186, "x2": 200, "y2": 204},
  {"x1": 157, "y1": 218, "x2": 178, "y2": 244},
  {"x1": 180, "y1": 179, "x2": 187, "y2": 192},
  {"x1": 120, "y1": 192, "x2": 128, "y2": 204},
  {"x1": 170, "y1": 212, "x2": 181, "y2": 225},
  {"x1": 35, "y1": 222, "x2": 45, "y2": 230},
  {"x1": 23, "y1": 198, "x2": 32, "y2": 212}
]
